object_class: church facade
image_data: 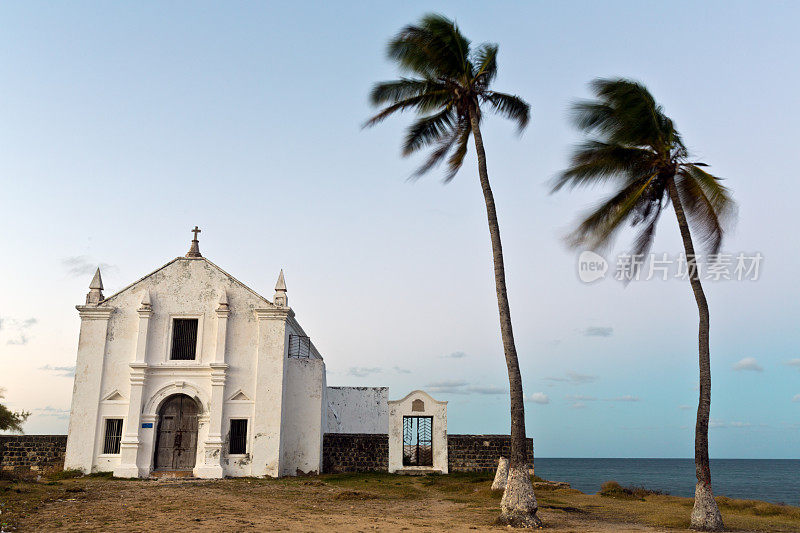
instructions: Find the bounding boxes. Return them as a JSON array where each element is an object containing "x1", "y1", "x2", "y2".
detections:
[
  {"x1": 64, "y1": 230, "x2": 371, "y2": 478},
  {"x1": 60, "y1": 230, "x2": 528, "y2": 480}
]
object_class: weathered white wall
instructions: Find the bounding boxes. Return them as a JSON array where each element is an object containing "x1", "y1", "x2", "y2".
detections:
[
  {"x1": 325, "y1": 386, "x2": 388, "y2": 434},
  {"x1": 388, "y1": 390, "x2": 448, "y2": 474},
  {"x1": 64, "y1": 256, "x2": 326, "y2": 478},
  {"x1": 64, "y1": 307, "x2": 113, "y2": 473},
  {"x1": 280, "y1": 357, "x2": 325, "y2": 475}
]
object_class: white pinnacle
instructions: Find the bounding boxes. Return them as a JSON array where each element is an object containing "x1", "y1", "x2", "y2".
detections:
[
  {"x1": 89, "y1": 268, "x2": 104, "y2": 290},
  {"x1": 275, "y1": 269, "x2": 286, "y2": 292}
]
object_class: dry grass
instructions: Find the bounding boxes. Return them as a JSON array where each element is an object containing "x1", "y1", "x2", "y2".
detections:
[
  {"x1": 0, "y1": 472, "x2": 798, "y2": 532},
  {"x1": 599, "y1": 480, "x2": 666, "y2": 500}
]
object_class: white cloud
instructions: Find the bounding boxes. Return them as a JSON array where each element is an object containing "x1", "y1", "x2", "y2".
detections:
[
  {"x1": 792, "y1": 394, "x2": 800, "y2": 403},
  {"x1": 347, "y1": 367, "x2": 382, "y2": 377},
  {"x1": 525, "y1": 392, "x2": 550, "y2": 404},
  {"x1": 570, "y1": 402, "x2": 587, "y2": 409},
  {"x1": 7, "y1": 334, "x2": 30, "y2": 346},
  {"x1": 1, "y1": 316, "x2": 38, "y2": 346},
  {"x1": 425, "y1": 380, "x2": 469, "y2": 393},
  {"x1": 424, "y1": 380, "x2": 507, "y2": 396},
  {"x1": 584, "y1": 327, "x2": 613, "y2": 337},
  {"x1": 785, "y1": 359, "x2": 800, "y2": 369},
  {"x1": 33, "y1": 406, "x2": 70, "y2": 420},
  {"x1": 566, "y1": 394, "x2": 639, "y2": 403},
  {"x1": 62, "y1": 256, "x2": 117, "y2": 278},
  {"x1": 709, "y1": 420, "x2": 751, "y2": 429},
  {"x1": 606, "y1": 395, "x2": 640, "y2": 402},
  {"x1": 679, "y1": 405, "x2": 691, "y2": 410},
  {"x1": 392, "y1": 366, "x2": 411, "y2": 374},
  {"x1": 442, "y1": 351, "x2": 467, "y2": 359},
  {"x1": 566, "y1": 394, "x2": 597, "y2": 401},
  {"x1": 732, "y1": 357, "x2": 763, "y2": 372},
  {"x1": 544, "y1": 372, "x2": 598, "y2": 385},
  {"x1": 39, "y1": 365, "x2": 76, "y2": 378},
  {"x1": 465, "y1": 385, "x2": 506, "y2": 395}
]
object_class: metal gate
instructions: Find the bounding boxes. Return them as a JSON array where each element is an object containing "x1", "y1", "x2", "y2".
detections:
[{"x1": 402, "y1": 416, "x2": 433, "y2": 466}]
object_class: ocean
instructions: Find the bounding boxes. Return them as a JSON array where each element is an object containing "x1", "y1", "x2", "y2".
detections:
[{"x1": 534, "y1": 458, "x2": 800, "y2": 506}]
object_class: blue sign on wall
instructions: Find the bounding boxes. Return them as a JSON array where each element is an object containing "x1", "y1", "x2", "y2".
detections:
[{"x1": 141, "y1": 423, "x2": 153, "y2": 428}]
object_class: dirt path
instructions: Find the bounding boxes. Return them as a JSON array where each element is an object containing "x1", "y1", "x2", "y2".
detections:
[
  {"x1": 4, "y1": 477, "x2": 660, "y2": 532},
  {"x1": 3, "y1": 473, "x2": 797, "y2": 532}
]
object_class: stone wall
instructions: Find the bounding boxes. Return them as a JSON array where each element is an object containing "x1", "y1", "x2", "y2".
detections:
[
  {"x1": 322, "y1": 433, "x2": 389, "y2": 473},
  {"x1": 322, "y1": 433, "x2": 533, "y2": 474},
  {"x1": 447, "y1": 434, "x2": 534, "y2": 472},
  {"x1": 0, "y1": 435, "x2": 67, "y2": 477},
  {"x1": 1, "y1": 434, "x2": 532, "y2": 476}
]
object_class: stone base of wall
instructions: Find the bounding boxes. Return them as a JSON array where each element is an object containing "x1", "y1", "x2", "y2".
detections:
[
  {"x1": 1, "y1": 434, "x2": 531, "y2": 477},
  {"x1": 0, "y1": 435, "x2": 67, "y2": 478},
  {"x1": 447, "y1": 434, "x2": 533, "y2": 472},
  {"x1": 322, "y1": 433, "x2": 389, "y2": 473},
  {"x1": 322, "y1": 433, "x2": 533, "y2": 474}
]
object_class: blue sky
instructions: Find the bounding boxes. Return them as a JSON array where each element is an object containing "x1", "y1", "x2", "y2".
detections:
[{"x1": 1, "y1": 1, "x2": 798, "y2": 458}]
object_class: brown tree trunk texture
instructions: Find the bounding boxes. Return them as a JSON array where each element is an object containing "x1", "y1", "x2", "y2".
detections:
[
  {"x1": 469, "y1": 104, "x2": 540, "y2": 528},
  {"x1": 667, "y1": 177, "x2": 724, "y2": 531}
]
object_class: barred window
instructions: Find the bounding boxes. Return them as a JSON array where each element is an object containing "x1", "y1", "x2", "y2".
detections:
[
  {"x1": 288, "y1": 334, "x2": 311, "y2": 358},
  {"x1": 229, "y1": 419, "x2": 248, "y2": 455},
  {"x1": 170, "y1": 319, "x2": 198, "y2": 360},
  {"x1": 103, "y1": 418, "x2": 123, "y2": 454}
]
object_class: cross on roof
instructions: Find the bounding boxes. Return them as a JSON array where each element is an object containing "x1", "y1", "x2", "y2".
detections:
[{"x1": 186, "y1": 225, "x2": 203, "y2": 258}]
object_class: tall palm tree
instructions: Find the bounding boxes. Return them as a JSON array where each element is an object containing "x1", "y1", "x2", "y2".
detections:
[
  {"x1": 554, "y1": 78, "x2": 735, "y2": 531},
  {"x1": 364, "y1": 14, "x2": 538, "y2": 527}
]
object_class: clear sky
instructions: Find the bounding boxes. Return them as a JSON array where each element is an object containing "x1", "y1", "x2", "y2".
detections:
[{"x1": 1, "y1": 1, "x2": 798, "y2": 458}]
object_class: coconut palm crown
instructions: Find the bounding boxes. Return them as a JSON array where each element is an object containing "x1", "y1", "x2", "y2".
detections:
[
  {"x1": 364, "y1": 14, "x2": 529, "y2": 181},
  {"x1": 555, "y1": 78, "x2": 736, "y2": 531},
  {"x1": 553, "y1": 78, "x2": 735, "y2": 258}
]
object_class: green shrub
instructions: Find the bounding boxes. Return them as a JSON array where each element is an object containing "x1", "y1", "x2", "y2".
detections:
[{"x1": 599, "y1": 480, "x2": 665, "y2": 500}]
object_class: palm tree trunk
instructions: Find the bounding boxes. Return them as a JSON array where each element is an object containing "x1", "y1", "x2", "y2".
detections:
[
  {"x1": 667, "y1": 176, "x2": 724, "y2": 531},
  {"x1": 468, "y1": 104, "x2": 540, "y2": 528}
]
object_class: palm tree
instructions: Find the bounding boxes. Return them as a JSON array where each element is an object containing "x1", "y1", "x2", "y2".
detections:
[
  {"x1": 364, "y1": 14, "x2": 538, "y2": 527},
  {"x1": 554, "y1": 78, "x2": 735, "y2": 531}
]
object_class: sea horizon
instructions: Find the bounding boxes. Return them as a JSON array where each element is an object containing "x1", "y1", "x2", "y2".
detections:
[{"x1": 533, "y1": 457, "x2": 800, "y2": 506}]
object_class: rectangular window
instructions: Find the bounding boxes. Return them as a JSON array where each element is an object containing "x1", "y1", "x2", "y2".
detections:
[
  {"x1": 103, "y1": 418, "x2": 123, "y2": 454},
  {"x1": 229, "y1": 419, "x2": 248, "y2": 455},
  {"x1": 170, "y1": 318, "x2": 198, "y2": 360}
]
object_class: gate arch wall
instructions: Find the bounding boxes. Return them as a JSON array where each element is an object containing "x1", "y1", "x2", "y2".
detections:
[{"x1": 387, "y1": 390, "x2": 448, "y2": 473}]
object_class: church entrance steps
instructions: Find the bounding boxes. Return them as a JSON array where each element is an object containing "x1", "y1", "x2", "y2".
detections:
[{"x1": 150, "y1": 470, "x2": 194, "y2": 479}]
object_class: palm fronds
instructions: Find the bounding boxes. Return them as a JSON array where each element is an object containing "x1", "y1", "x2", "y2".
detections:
[
  {"x1": 556, "y1": 78, "x2": 735, "y2": 255},
  {"x1": 365, "y1": 13, "x2": 530, "y2": 181}
]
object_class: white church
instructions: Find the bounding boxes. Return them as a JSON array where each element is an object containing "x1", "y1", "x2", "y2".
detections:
[{"x1": 64, "y1": 229, "x2": 450, "y2": 478}]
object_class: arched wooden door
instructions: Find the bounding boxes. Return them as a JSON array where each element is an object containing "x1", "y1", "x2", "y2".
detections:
[{"x1": 154, "y1": 394, "x2": 199, "y2": 470}]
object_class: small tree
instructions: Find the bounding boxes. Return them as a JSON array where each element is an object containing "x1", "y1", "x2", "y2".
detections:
[{"x1": 0, "y1": 387, "x2": 29, "y2": 433}]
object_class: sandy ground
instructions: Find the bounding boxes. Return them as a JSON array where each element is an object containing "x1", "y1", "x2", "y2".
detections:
[{"x1": 2, "y1": 473, "x2": 797, "y2": 532}]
